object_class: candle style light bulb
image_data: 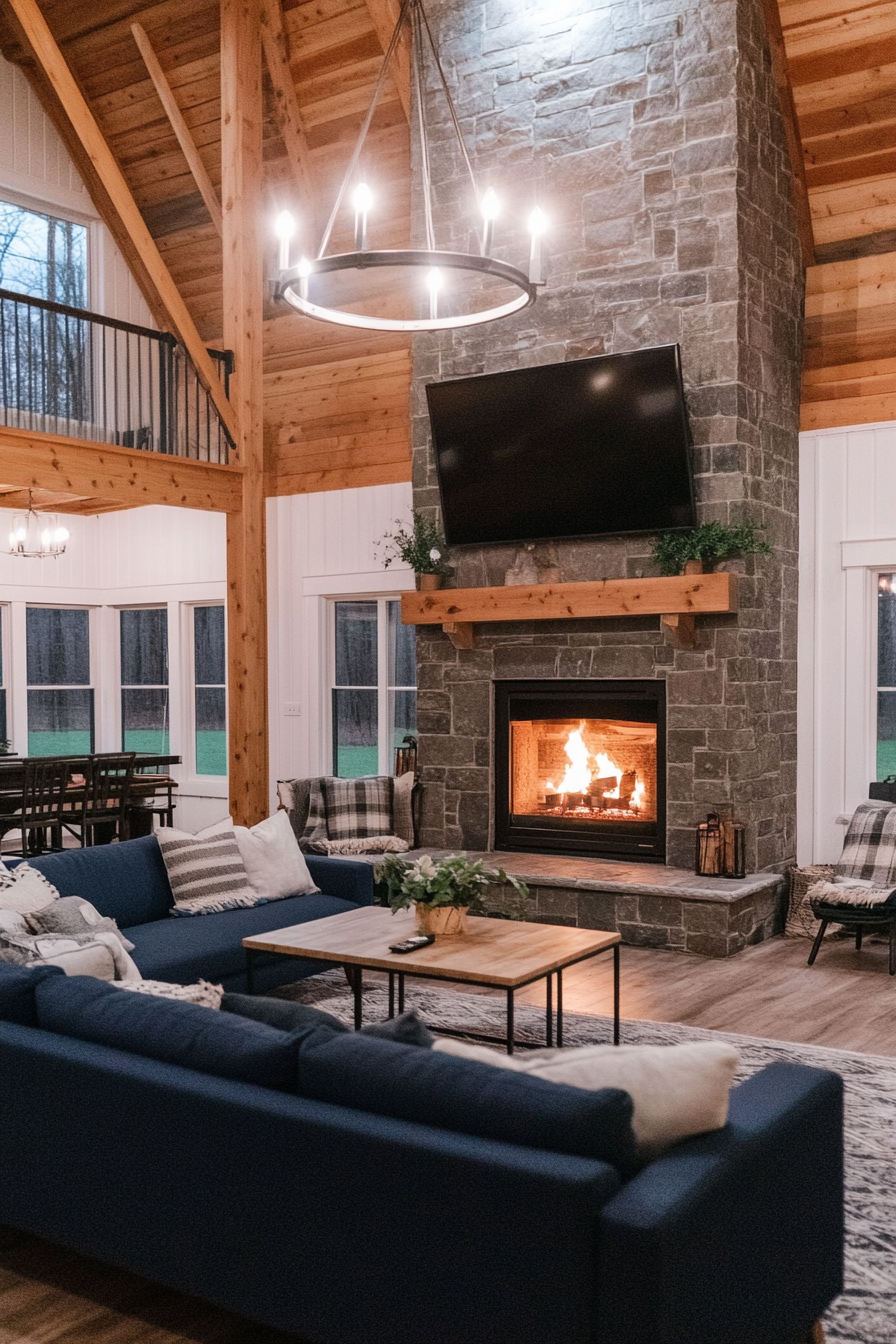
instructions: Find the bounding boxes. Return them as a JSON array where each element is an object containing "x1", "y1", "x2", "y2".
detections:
[
  {"x1": 353, "y1": 182, "x2": 373, "y2": 251},
  {"x1": 427, "y1": 267, "x2": 443, "y2": 321},
  {"x1": 528, "y1": 207, "x2": 548, "y2": 284},
  {"x1": 274, "y1": 210, "x2": 296, "y2": 271},
  {"x1": 480, "y1": 188, "x2": 500, "y2": 256}
]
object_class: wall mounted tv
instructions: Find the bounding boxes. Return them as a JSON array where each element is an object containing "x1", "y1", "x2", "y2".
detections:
[{"x1": 426, "y1": 344, "x2": 696, "y2": 547}]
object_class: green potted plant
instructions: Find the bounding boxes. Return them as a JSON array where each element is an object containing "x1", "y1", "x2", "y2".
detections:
[
  {"x1": 376, "y1": 511, "x2": 451, "y2": 590},
  {"x1": 379, "y1": 853, "x2": 529, "y2": 935},
  {"x1": 651, "y1": 520, "x2": 771, "y2": 576}
]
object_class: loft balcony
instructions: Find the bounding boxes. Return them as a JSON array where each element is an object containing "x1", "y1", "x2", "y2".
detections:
[{"x1": 0, "y1": 287, "x2": 233, "y2": 465}]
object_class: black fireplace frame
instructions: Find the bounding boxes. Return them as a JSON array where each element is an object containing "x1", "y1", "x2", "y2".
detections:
[{"x1": 493, "y1": 679, "x2": 667, "y2": 862}]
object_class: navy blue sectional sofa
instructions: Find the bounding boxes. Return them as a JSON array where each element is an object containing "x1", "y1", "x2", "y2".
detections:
[
  {"x1": 0, "y1": 839, "x2": 844, "y2": 1343},
  {"x1": 12, "y1": 834, "x2": 375, "y2": 992}
]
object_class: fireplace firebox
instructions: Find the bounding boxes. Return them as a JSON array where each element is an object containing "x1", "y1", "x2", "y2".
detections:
[{"x1": 494, "y1": 680, "x2": 666, "y2": 861}]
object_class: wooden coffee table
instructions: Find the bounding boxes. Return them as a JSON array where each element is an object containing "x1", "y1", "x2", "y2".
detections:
[{"x1": 243, "y1": 906, "x2": 621, "y2": 1053}]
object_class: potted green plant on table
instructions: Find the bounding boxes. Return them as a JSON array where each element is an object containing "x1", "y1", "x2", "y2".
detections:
[
  {"x1": 379, "y1": 853, "x2": 529, "y2": 935},
  {"x1": 376, "y1": 511, "x2": 451, "y2": 590},
  {"x1": 651, "y1": 520, "x2": 771, "y2": 576}
]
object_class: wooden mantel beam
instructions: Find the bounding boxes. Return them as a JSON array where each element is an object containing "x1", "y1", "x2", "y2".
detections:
[
  {"x1": 4, "y1": 0, "x2": 240, "y2": 447},
  {"x1": 222, "y1": 0, "x2": 269, "y2": 827},
  {"x1": 0, "y1": 428, "x2": 243, "y2": 513}
]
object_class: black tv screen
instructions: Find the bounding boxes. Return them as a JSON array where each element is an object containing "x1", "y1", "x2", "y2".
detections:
[{"x1": 426, "y1": 344, "x2": 696, "y2": 547}]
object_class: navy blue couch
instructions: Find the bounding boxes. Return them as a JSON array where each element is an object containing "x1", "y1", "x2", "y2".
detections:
[
  {"x1": 12, "y1": 834, "x2": 375, "y2": 993},
  {"x1": 0, "y1": 841, "x2": 844, "y2": 1343}
]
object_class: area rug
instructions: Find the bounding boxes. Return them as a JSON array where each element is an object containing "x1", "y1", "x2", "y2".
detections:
[{"x1": 277, "y1": 970, "x2": 896, "y2": 1344}]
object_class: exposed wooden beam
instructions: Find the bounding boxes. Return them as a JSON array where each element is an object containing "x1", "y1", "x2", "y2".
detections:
[
  {"x1": 222, "y1": 0, "x2": 269, "y2": 827},
  {"x1": 0, "y1": 429, "x2": 242, "y2": 513},
  {"x1": 815, "y1": 228, "x2": 896, "y2": 264},
  {"x1": 761, "y1": 0, "x2": 816, "y2": 265},
  {"x1": 258, "y1": 0, "x2": 317, "y2": 214},
  {"x1": 130, "y1": 22, "x2": 223, "y2": 239},
  {"x1": 362, "y1": 0, "x2": 411, "y2": 121},
  {"x1": 4, "y1": 0, "x2": 239, "y2": 447}
]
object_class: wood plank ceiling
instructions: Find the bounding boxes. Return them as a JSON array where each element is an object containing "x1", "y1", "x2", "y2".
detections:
[
  {"x1": 0, "y1": 0, "x2": 890, "y2": 486},
  {"x1": 779, "y1": 0, "x2": 896, "y2": 429},
  {"x1": 0, "y1": 0, "x2": 413, "y2": 498}
]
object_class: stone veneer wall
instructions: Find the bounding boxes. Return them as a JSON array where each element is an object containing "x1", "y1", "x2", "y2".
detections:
[{"x1": 412, "y1": 0, "x2": 804, "y2": 871}]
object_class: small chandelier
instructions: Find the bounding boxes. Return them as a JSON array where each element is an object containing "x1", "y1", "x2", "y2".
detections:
[
  {"x1": 274, "y1": 0, "x2": 547, "y2": 333},
  {"x1": 8, "y1": 492, "x2": 70, "y2": 559}
]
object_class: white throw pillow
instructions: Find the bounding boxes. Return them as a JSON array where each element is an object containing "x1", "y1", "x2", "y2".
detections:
[
  {"x1": 434, "y1": 1039, "x2": 739, "y2": 1158},
  {"x1": 0, "y1": 862, "x2": 60, "y2": 914},
  {"x1": 232, "y1": 810, "x2": 319, "y2": 900}
]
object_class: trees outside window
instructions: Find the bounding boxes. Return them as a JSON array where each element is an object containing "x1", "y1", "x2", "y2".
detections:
[{"x1": 332, "y1": 599, "x2": 416, "y2": 777}]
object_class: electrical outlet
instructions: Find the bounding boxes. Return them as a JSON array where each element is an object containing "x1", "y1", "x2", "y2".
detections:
[{"x1": 284, "y1": 703, "x2": 302, "y2": 717}]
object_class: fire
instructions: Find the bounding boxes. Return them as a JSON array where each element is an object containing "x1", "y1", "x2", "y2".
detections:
[{"x1": 544, "y1": 724, "x2": 643, "y2": 812}]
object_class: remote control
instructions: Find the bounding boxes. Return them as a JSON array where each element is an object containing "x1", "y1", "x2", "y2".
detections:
[{"x1": 389, "y1": 934, "x2": 436, "y2": 954}]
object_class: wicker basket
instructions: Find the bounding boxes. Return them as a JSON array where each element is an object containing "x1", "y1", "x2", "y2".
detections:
[{"x1": 785, "y1": 864, "x2": 837, "y2": 938}]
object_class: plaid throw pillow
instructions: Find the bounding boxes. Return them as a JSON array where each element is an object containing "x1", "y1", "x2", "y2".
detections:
[
  {"x1": 157, "y1": 830, "x2": 262, "y2": 916},
  {"x1": 836, "y1": 801, "x2": 896, "y2": 887},
  {"x1": 322, "y1": 776, "x2": 394, "y2": 841}
]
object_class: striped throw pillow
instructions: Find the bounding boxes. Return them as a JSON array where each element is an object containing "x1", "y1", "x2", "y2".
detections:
[{"x1": 156, "y1": 829, "x2": 262, "y2": 916}]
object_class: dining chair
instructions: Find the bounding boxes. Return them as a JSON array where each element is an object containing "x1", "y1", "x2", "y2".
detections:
[
  {"x1": 77, "y1": 752, "x2": 137, "y2": 847},
  {"x1": 2, "y1": 758, "x2": 71, "y2": 856}
]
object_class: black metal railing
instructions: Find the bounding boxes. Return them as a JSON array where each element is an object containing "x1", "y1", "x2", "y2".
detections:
[{"x1": 0, "y1": 288, "x2": 233, "y2": 464}]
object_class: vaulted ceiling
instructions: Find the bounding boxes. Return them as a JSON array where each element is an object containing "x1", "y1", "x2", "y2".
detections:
[{"x1": 0, "y1": 0, "x2": 891, "y2": 468}]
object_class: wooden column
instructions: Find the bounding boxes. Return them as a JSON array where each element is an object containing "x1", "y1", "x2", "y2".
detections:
[{"x1": 221, "y1": 0, "x2": 269, "y2": 826}]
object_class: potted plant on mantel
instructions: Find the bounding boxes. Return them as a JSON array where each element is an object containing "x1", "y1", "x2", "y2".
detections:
[
  {"x1": 380, "y1": 853, "x2": 529, "y2": 935},
  {"x1": 376, "y1": 511, "x2": 452, "y2": 590},
  {"x1": 651, "y1": 520, "x2": 771, "y2": 576}
]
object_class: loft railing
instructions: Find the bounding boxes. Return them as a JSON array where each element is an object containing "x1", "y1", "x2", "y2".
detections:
[{"x1": 0, "y1": 287, "x2": 233, "y2": 464}]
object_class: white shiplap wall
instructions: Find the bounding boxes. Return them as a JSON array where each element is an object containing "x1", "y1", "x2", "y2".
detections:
[
  {"x1": 0, "y1": 56, "x2": 153, "y2": 327},
  {"x1": 267, "y1": 483, "x2": 414, "y2": 800},
  {"x1": 797, "y1": 420, "x2": 896, "y2": 863}
]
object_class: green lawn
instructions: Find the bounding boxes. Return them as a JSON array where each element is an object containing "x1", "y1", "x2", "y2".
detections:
[
  {"x1": 336, "y1": 746, "x2": 379, "y2": 778},
  {"x1": 196, "y1": 730, "x2": 226, "y2": 776},
  {"x1": 877, "y1": 741, "x2": 896, "y2": 779},
  {"x1": 123, "y1": 730, "x2": 171, "y2": 755},
  {"x1": 28, "y1": 731, "x2": 92, "y2": 756}
]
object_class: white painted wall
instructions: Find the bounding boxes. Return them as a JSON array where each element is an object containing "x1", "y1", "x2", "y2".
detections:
[
  {"x1": 267, "y1": 483, "x2": 414, "y2": 805},
  {"x1": 797, "y1": 420, "x2": 896, "y2": 863},
  {"x1": 0, "y1": 55, "x2": 153, "y2": 327}
]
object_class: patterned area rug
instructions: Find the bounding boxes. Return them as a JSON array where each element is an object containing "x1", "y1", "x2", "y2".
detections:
[{"x1": 277, "y1": 970, "x2": 896, "y2": 1344}]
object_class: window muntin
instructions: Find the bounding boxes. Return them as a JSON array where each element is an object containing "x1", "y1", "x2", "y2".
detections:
[
  {"x1": 121, "y1": 608, "x2": 169, "y2": 754},
  {"x1": 878, "y1": 574, "x2": 896, "y2": 778},
  {"x1": 332, "y1": 599, "x2": 416, "y2": 778},
  {"x1": 26, "y1": 607, "x2": 94, "y2": 756},
  {"x1": 194, "y1": 604, "x2": 226, "y2": 776}
]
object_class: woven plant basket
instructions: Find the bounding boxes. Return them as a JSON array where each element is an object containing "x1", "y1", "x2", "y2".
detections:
[{"x1": 785, "y1": 864, "x2": 837, "y2": 939}]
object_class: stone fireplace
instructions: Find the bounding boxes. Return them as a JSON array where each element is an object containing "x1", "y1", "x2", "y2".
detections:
[
  {"x1": 411, "y1": 0, "x2": 805, "y2": 874},
  {"x1": 495, "y1": 679, "x2": 665, "y2": 860}
]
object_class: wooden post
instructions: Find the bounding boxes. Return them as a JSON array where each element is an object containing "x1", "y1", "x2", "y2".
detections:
[{"x1": 221, "y1": 0, "x2": 269, "y2": 826}]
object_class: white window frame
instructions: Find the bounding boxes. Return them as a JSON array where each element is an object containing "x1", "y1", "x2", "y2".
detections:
[
  {"x1": 328, "y1": 595, "x2": 416, "y2": 777},
  {"x1": 23, "y1": 602, "x2": 97, "y2": 756},
  {"x1": 117, "y1": 604, "x2": 170, "y2": 756},
  {"x1": 183, "y1": 600, "x2": 228, "y2": 791}
]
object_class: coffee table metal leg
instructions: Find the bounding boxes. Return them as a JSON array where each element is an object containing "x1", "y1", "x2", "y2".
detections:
[
  {"x1": 545, "y1": 972, "x2": 553, "y2": 1047},
  {"x1": 556, "y1": 969, "x2": 563, "y2": 1048},
  {"x1": 507, "y1": 989, "x2": 515, "y2": 1055},
  {"x1": 613, "y1": 944, "x2": 620, "y2": 1044},
  {"x1": 388, "y1": 973, "x2": 395, "y2": 1018},
  {"x1": 245, "y1": 950, "x2": 254, "y2": 995},
  {"x1": 353, "y1": 968, "x2": 363, "y2": 1030},
  {"x1": 398, "y1": 972, "x2": 405, "y2": 1014}
]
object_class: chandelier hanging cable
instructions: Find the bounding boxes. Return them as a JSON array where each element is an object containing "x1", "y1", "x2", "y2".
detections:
[
  {"x1": 7, "y1": 491, "x2": 70, "y2": 559},
  {"x1": 274, "y1": 0, "x2": 547, "y2": 333}
]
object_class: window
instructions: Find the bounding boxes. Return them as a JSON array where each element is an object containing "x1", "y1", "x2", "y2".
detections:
[
  {"x1": 0, "y1": 200, "x2": 89, "y2": 422},
  {"x1": 332, "y1": 599, "x2": 416, "y2": 777},
  {"x1": 121, "y1": 608, "x2": 169, "y2": 753},
  {"x1": 26, "y1": 607, "x2": 94, "y2": 756},
  {"x1": 0, "y1": 609, "x2": 7, "y2": 747},
  {"x1": 878, "y1": 574, "x2": 896, "y2": 777},
  {"x1": 193, "y1": 605, "x2": 226, "y2": 776}
]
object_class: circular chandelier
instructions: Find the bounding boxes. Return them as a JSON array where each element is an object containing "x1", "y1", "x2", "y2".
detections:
[
  {"x1": 274, "y1": 0, "x2": 547, "y2": 333},
  {"x1": 7, "y1": 492, "x2": 70, "y2": 559}
]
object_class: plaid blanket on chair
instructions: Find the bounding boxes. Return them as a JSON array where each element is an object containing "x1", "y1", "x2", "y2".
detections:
[{"x1": 835, "y1": 801, "x2": 896, "y2": 886}]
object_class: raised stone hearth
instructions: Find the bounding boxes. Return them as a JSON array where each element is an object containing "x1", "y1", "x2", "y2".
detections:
[{"x1": 411, "y1": 0, "x2": 804, "y2": 885}]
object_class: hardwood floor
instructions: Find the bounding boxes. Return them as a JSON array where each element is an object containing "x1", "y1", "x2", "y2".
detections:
[{"x1": 2, "y1": 931, "x2": 892, "y2": 1342}]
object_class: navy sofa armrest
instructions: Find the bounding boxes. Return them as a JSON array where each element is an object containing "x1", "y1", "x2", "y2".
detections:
[
  {"x1": 305, "y1": 855, "x2": 375, "y2": 906},
  {"x1": 596, "y1": 1062, "x2": 844, "y2": 1344}
]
